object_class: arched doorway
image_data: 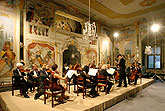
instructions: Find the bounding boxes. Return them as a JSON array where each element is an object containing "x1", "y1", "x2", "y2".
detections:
[{"x1": 63, "y1": 45, "x2": 81, "y2": 66}]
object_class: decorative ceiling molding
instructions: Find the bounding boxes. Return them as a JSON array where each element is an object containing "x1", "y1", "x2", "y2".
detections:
[
  {"x1": 119, "y1": 0, "x2": 135, "y2": 5},
  {"x1": 77, "y1": 0, "x2": 165, "y2": 19},
  {"x1": 140, "y1": 0, "x2": 157, "y2": 7}
]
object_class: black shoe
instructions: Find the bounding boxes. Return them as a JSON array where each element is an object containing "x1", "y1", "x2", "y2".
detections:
[
  {"x1": 24, "y1": 94, "x2": 30, "y2": 98},
  {"x1": 34, "y1": 95, "x2": 38, "y2": 100},
  {"x1": 117, "y1": 85, "x2": 121, "y2": 87},
  {"x1": 123, "y1": 85, "x2": 127, "y2": 87}
]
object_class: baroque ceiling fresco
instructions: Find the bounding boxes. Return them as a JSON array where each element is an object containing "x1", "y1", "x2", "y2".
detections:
[{"x1": 64, "y1": 0, "x2": 165, "y2": 26}]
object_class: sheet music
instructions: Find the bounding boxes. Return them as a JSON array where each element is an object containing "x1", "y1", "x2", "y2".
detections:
[
  {"x1": 66, "y1": 70, "x2": 77, "y2": 78},
  {"x1": 88, "y1": 69, "x2": 98, "y2": 76},
  {"x1": 107, "y1": 68, "x2": 115, "y2": 75}
]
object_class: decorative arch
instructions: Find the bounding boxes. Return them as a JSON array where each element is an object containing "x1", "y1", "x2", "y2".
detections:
[{"x1": 62, "y1": 40, "x2": 80, "y2": 53}]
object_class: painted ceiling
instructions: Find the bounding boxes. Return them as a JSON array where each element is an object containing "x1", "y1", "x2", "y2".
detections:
[{"x1": 63, "y1": 0, "x2": 165, "y2": 26}]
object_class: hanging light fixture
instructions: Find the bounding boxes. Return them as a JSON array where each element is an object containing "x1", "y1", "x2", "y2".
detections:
[
  {"x1": 145, "y1": 25, "x2": 152, "y2": 55},
  {"x1": 83, "y1": 0, "x2": 97, "y2": 41}
]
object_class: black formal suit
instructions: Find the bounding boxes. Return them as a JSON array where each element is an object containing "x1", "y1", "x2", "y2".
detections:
[
  {"x1": 13, "y1": 68, "x2": 29, "y2": 95},
  {"x1": 79, "y1": 71, "x2": 97, "y2": 97},
  {"x1": 99, "y1": 69, "x2": 113, "y2": 93},
  {"x1": 34, "y1": 69, "x2": 49, "y2": 99},
  {"x1": 118, "y1": 58, "x2": 127, "y2": 86},
  {"x1": 28, "y1": 70, "x2": 40, "y2": 82}
]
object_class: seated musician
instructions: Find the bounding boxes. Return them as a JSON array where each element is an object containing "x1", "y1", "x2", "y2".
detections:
[
  {"x1": 126, "y1": 63, "x2": 132, "y2": 84},
  {"x1": 34, "y1": 64, "x2": 50, "y2": 100},
  {"x1": 13, "y1": 63, "x2": 30, "y2": 98},
  {"x1": 134, "y1": 63, "x2": 141, "y2": 85},
  {"x1": 79, "y1": 65, "x2": 98, "y2": 98},
  {"x1": 51, "y1": 64, "x2": 68, "y2": 103},
  {"x1": 28, "y1": 64, "x2": 40, "y2": 83},
  {"x1": 98, "y1": 64, "x2": 113, "y2": 94}
]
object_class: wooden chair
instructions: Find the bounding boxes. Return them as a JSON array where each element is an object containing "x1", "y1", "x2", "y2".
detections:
[
  {"x1": 66, "y1": 78, "x2": 76, "y2": 93},
  {"x1": 77, "y1": 76, "x2": 88, "y2": 99},
  {"x1": 12, "y1": 76, "x2": 22, "y2": 96},
  {"x1": 97, "y1": 75, "x2": 108, "y2": 95},
  {"x1": 44, "y1": 78, "x2": 63, "y2": 108}
]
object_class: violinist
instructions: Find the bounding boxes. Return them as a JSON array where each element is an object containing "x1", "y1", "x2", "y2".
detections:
[
  {"x1": 98, "y1": 64, "x2": 113, "y2": 94},
  {"x1": 79, "y1": 65, "x2": 98, "y2": 98},
  {"x1": 51, "y1": 64, "x2": 68, "y2": 103},
  {"x1": 29, "y1": 64, "x2": 40, "y2": 83},
  {"x1": 13, "y1": 63, "x2": 30, "y2": 98},
  {"x1": 34, "y1": 64, "x2": 50, "y2": 100}
]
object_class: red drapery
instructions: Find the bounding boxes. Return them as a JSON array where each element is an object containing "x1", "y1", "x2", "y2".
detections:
[{"x1": 28, "y1": 42, "x2": 55, "y2": 59}]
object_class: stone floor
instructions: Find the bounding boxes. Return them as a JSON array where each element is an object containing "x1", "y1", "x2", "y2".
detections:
[
  {"x1": 0, "y1": 78, "x2": 154, "y2": 111},
  {"x1": 106, "y1": 80, "x2": 165, "y2": 111}
]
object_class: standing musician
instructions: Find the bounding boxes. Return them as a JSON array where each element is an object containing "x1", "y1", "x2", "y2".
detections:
[
  {"x1": 117, "y1": 54, "x2": 127, "y2": 87},
  {"x1": 13, "y1": 63, "x2": 30, "y2": 98}
]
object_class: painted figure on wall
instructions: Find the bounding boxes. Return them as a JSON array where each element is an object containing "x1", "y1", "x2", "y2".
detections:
[
  {"x1": 0, "y1": 15, "x2": 15, "y2": 78},
  {"x1": 0, "y1": 41, "x2": 16, "y2": 78},
  {"x1": 28, "y1": 43, "x2": 55, "y2": 68},
  {"x1": 86, "y1": 49, "x2": 97, "y2": 65},
  {"x1": 55, "y1": 14, "x2": 82, "y2": 34}
]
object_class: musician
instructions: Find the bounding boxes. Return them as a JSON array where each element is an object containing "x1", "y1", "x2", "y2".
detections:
[
  {"x1": 117, "y1": 54, "x2": 127, "y2": 87},
  {"x1": 29, "y1": 64, "x2": 40, "y2": 83},
  {"x1": 126, "y1": 63, "x2": 132, "y2": 84},
  {"x1": 34, "y1": 64, "x2": 50, "y2": 100},
  {"x1": 79, "y1": 65, "x2": 98, "y2": 98},
  {"x1": 13, "y1": 63, "x2": 30, "y2": 98},
  {"x1": 98, "y1": 64, "x2": 113, "y2": 94},
  {"x1": 134, "y1": 63, "x2": 141, "y2": 85},
  {"x1": 51, "y1": 64, "x2": 68, "y2": 103}
]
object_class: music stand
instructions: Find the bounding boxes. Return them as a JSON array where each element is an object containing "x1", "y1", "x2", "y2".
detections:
[{"x1": 151, "y1": 24, "x2": 164, "y2": 83}]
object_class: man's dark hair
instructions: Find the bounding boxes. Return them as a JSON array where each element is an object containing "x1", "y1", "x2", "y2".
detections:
[
  {"x1": 82, "y1": 65, "x2": 89, "y2": 73},
  {"x1": 117, "y1": 54, "x2": 122, "y2": 58},
  {"x1": 52, "y1": 64, "x2": 58, "y2": 71}
]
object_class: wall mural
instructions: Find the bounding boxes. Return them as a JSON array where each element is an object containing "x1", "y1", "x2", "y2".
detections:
[
  {"x1": 86, "y1": 49, "x2": 97, "y2": 65},
  {"x1": 28, "y1": 43, "x2": 55, "y2": 68},
  {"x1": 55, "y1": 14, "x2": 82, "y2": 34},
  {"x1": 124, "y1": 41, "x2": 133, "y2": 66},
  {"x1": 26, "y1": 1, "x2": 53, "y2": 36},
  {"x1": 0, "y1": 1, "x2": 17, "y2": 79}
]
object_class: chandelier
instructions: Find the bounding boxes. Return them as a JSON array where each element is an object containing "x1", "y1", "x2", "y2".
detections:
[
  {"x1": 83, "y1": 0, "x2": 97, "y2": 41},
  {"x1": 145, "y1": 24, "x2": 152, "y2": 55}
]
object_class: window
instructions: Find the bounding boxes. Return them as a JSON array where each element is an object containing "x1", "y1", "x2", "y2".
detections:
[{"x1": 147, "y1": 46, "x2": 161, "y2": 69}]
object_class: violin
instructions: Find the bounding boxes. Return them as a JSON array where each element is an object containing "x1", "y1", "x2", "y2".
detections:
[{"x1": 46, "y1": 69, "x2": 52, "y2": 73}]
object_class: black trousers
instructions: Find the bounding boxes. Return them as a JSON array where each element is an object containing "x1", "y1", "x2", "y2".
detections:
[
  {"x1": 34, "y1": 83, "x2": 44, "y2": 99},
  {"x1": 134, "y1": 74, "x2": 139, "y2": 85},
  {"x1": 99, "y1": 80, "x2": 113, "y2": 93},
  {"x1": 85, "y1": 82, "x2": 97, "y2": 95},
  {"x1": 119, "y1": 70, "x2": 127, "y2": 86},
  {"x1": 16, "y1": 81, "x2": 28, "y2": 95}
]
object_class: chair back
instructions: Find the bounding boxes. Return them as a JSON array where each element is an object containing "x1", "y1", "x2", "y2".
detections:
[{"x1": 97, "y1": 75, "x2": 107, "y2": 83}]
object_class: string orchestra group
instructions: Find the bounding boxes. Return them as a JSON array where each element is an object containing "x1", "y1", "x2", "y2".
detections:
[{"x1": 12, "y1": 54, "x2": 142, "y2": 104}]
